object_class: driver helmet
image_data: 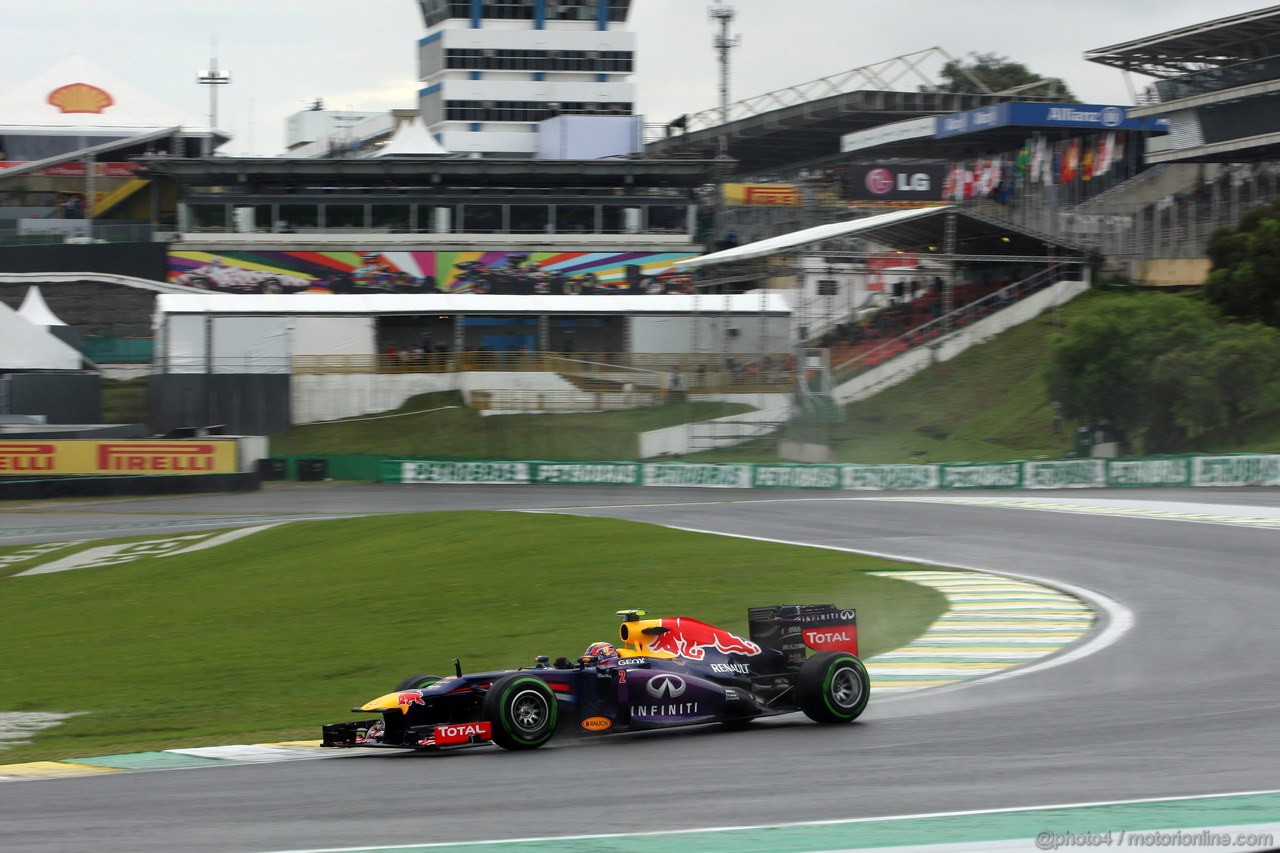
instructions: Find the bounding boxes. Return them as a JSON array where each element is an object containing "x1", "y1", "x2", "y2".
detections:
[{"x1": 584, "y1": 641, "x2": 618, "y2": 662}]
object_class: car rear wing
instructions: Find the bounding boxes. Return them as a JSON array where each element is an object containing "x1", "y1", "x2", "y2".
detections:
[{"x1": 747, "y1": 604, "x2": 858, "y2": 664}]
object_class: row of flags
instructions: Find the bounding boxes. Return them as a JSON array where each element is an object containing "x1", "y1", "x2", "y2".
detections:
[{"x1": 942, "y1": 132, "x2": 1129, "y2": 202}]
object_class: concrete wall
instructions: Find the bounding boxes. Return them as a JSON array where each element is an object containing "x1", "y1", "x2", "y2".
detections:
[
  {"x1": 638, "y1": 393, "x2": 791, "y2": 458},
  {"x1": 292, "y1": 373, "x2": 458, "y2": 424},
  {"x1": 1132, "y1": 259, "x2": 1211, "y2": 287}
]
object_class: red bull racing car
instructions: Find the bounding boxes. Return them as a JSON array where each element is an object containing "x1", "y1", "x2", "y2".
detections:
[{"x1": 322, "y1": 604, "x2": 869, "y2": 752}]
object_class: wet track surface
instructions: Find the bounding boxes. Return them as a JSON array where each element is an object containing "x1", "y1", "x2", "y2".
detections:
[{"x1": 2, "y1": 484, "x2": 1279, "y2": 852}]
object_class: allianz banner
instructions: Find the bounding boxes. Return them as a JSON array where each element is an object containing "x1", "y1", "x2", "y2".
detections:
[{"x1": 0, "y1": 441, "x2": 237, "y2": 476}]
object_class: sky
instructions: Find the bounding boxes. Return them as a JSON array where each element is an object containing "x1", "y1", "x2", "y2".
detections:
[{"x1": 1, "y1": 0, "x2": 1274, "y2": 156}]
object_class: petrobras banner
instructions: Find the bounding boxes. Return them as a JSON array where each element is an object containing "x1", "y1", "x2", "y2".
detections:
[
  {"x1": 942, "y1": 462, "x2": 1022, "y2": 490},
  {"x1": 643, "y1": 463, "x2": 753, "y2": 489},
  {"x1": 845, "y1": 165, "x2": 948, "y2": 202},
  {"x1": 752, "y1": 464, "x2": 842, "y2": 490},
  {"x1": 842, "y1": 464, "x2": 940, "y2": 491},
  {"x1": 532, "y1": 462, "x2": 641, "y2": 486},
  {"x1": 1107, "y1": 458, "x2": 1191, "y2": 488},
  {"x1": 722, "y1": 184, "x2": 803, "y2": 206},
  {"x1": 385, "y1": 454, "x2": 1280, "y2": 491},
  {"x1": 1024, "y1": 459, "x2": 1107, "y2": 489},
  {"x1": 0, "y1": 441, "x2": 237, "y2": 476},
  {"x1": 1192, "y1": 455, "x2": 1280, "y2": 487},
  {"x1": 934, "y1": 102, "x2": 1168, "y2": 139},
  {"x1": 399, "y1": 460, "x2": 531, "y2": 484}
]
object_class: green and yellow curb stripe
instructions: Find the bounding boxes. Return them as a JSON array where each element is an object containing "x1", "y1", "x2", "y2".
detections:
[
  {"x1": 0, "y1": 740, "x2": 330, "y2": 782},
  {"x1": 866, "y1": 569, "x2": 1094, "y2": 693}
]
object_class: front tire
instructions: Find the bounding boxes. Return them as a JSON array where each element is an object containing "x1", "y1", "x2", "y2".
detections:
[
  {"x1": 797, "y1": 652, "x2": 869, "y2": 723},
  {"x1": 483, "y1": 674, "x2": 557, "y2": 750},
  {"x1": 393, "y1": 673, "x2": 442, "y2": 691}
]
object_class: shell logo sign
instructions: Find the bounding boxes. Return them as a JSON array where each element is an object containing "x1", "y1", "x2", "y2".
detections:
[
  {"x1": 0, "y1": 441, "x2": 236, "y2": 475},
  {"x1": 47, "y1": 82, "x2": 114, "y2": 115}
]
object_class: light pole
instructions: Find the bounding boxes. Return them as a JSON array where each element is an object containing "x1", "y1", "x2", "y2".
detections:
[{"x1": 197, "y1": 43, "x2": 231, "y2": 157}]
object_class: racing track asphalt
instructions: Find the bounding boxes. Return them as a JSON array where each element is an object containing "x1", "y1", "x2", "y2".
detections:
[{"x1": 2, "y1": 484, "x2": 1280, "y2": 853}]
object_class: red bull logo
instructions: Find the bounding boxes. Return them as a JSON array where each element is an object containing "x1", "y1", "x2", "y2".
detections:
[
  {"x1": 648, "y1": 618, "x2": 761, "y2": 661},
  {"x1": 397, "y1": 692, "x2": 425, "y2": 708}
]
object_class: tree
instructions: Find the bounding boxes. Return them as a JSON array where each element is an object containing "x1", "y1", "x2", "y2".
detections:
[
  {"x1": 933, "y1": 52, "x2": 1076, "y2": 101},
  {"x1": 1045, "y1": 293, "x2": 1280, "y2": 453},
  {"x1": 1204, "y1": 199, "x2": 1280, "y2": 327}
]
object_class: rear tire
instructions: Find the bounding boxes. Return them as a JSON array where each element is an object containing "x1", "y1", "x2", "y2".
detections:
[
  {"x1": 393, "y1": 673, "x2": 442, "y2": 691},
  {"x1": 797, "y1": 652, "x2": 869, "y2": 723},
  {"x1": 483, "y1": 674, "x2": 557, "y2": 750}
]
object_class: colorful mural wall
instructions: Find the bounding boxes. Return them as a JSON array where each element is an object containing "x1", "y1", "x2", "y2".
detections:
[{"x1": 168, "y1": 249, "x2": 700, "y2": 295}]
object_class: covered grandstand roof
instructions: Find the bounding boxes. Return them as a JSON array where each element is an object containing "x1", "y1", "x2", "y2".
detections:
[
  {"x1": 646, "y1": 89, "x2": 1040, "y2": 176},
  {"x1": 154, "y1": 292, "x2": 792, "y2": 318},
  {"x1": 677, "y1": 206, "x2": 1087, "y2": 271},
  {"x1": 136, "y1": 156, "x2": 718, "y2": 190},
  {"x1": 1085, "y1": 6, "x2": 1280, "y2": 78}
]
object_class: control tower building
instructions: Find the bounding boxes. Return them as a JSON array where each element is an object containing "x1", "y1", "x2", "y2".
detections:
[{"x1": 415, "y1": 0, "x2": 636, "y2": 156}]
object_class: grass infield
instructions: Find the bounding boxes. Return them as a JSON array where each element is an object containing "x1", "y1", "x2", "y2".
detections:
[{"x1": 0, "y1": 512, "x2": 946, "y2": 762}]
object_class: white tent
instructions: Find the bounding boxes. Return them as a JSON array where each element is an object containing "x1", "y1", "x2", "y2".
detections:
[
  {"x1": 0, "y1": 300, "x2": 82, "y2": 371},
  {"x1": 0, "y1": 54, "x2": 208, "y2": 134},
  {"x1": 371, "y1": 117, "x2": 450, "y2": 157},
  {"x1": 16, "y1": 287, "x2": 67, "y2": 327}
]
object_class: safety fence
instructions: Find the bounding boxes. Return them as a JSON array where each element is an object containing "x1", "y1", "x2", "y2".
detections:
[{"x1": 371, "y1": 453, "x2": 1280, "y2": 490}]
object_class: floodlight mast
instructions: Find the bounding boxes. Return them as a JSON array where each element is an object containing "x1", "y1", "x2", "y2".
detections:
[
  {"x1": 197, "y1": 41, "x2": 231, "y2": 156},
  {"x1": 709, "y1": 1, "x2": 739, "y2": 128}
]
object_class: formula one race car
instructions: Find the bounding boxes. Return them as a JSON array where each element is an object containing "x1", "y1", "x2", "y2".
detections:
[
  {"x1": 172, "y1": 262, "x2": 313, "y2": 294},
  {"x1": 321, "y1": 605, "x2": 868, "y2": 752}
]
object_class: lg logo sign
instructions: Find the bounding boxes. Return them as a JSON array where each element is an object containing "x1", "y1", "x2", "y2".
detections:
[
  {"x1": 865, "y1": 168, "x2": 895, "y2": 195},
  {"x1": 865, "y1": 168, "x2": 932, "y2": 195}
]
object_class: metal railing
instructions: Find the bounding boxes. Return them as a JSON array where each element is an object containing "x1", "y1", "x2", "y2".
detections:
[{"x1": 831, "y1": 265, "x2": 1068, "y2": 383}]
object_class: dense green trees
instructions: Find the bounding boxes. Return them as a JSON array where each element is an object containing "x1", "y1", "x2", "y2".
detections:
[
  {"x1": 1204, "y1": 199, "x2": 1280, "y2": 327},
  {"x1": 934, "y1": 53, "x2": 1077, "y2": 101},
  {"x1": 1046, "y1": 294, "x2": 1280, "y2": 453}
]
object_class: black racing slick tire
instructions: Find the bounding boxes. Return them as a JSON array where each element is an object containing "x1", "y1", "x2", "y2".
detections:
[
  {"x1": 797, "y1": 652, "x2": 870, "y2": 724},
  {"x1": 483, "y1": 674, "x2": 558, "y2": 750},
  {"x1": 393, "y1": 674, "x2": 443, "y2": 691}
]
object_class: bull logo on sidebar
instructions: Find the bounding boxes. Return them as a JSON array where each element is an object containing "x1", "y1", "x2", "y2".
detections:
[
  {"x1": 649, "y1": 618, "x2": 762, "y2": 661},
  {"x1": 646, "y1": 674, "x2": 687, "y2": 700}
]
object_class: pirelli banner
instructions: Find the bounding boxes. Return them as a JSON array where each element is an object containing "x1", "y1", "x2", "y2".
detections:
[
  {"x1": 722, "y1": 184, "x2": 803, "y2": 206},
  {"x1": 0, "y1": 441, "x2": 238, "y2": 476}
]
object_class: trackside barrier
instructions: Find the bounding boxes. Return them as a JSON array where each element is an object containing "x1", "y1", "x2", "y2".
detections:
[{"x1": 379, "y1": 453, "x2": 1280, "y2": 491}]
